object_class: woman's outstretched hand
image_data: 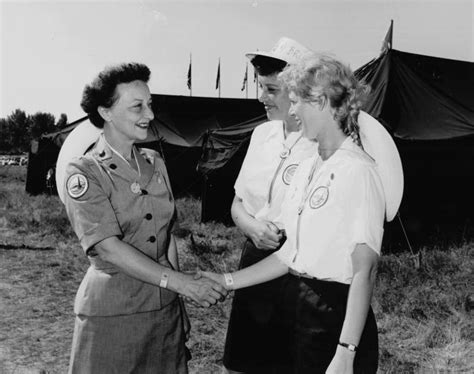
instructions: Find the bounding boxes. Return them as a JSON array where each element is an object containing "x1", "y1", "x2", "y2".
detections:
[
  {"x1": 176, "y1": 272, "x2": 228, "y2": 308},
  {"x1": 198, "y1": 271, "x2": 227, "y2": 289}
]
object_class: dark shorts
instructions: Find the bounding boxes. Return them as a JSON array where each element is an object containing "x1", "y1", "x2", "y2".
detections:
[
  {"x1": 223, "y1": 240, "x2": 291, "y2": 373},
  {"x1": 283, "y1": 275, "x2": 379, "y2": 374}
]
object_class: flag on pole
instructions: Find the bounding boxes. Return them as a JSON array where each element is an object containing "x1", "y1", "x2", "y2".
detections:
[
  {"x1": 241, "y1": 64, "x2": 248, "y2": 91},
  {"x1": 215, "y1": 59, "x2": 221, "y2": 89},
  {"x1": 187, "y1": 54, "x2": 192, "y2": 90},
  {"x1": 381, "y1": 20, "x2": 393, "y2": 54}
]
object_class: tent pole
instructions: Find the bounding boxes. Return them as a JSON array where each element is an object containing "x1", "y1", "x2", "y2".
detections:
[{"x1": 201, "y1": 174, "x2": 208, "y2": 223}]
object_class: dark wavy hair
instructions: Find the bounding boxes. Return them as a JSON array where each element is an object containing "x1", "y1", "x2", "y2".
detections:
[
  {"x1": 250, "y1": 55, "x2": 288, "y2": 77},
  {"x1": 280, "y1": 54, "x2": 369, "y2": 146},
  {"x1": 80, "y1": 62, "x2": 151, "y2": 128}
]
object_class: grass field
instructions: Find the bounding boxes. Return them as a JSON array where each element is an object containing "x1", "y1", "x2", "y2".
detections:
[{"x1": 0, "y1": 165, "x2": 473, "y2": 373}]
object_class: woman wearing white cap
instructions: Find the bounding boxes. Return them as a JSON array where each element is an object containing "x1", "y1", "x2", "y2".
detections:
[
  {"x1": 223, "y1": 38, "x2": 317, "y2": 373},
  {"x1": 204, "y1": 53, "x2": 404, "y2": 373}
]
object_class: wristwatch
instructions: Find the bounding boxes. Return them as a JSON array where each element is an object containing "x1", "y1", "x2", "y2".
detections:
[
  {"x1": 223, "y1": 273, "x2": 234, "y2": 289},
  {"x1": 160, "y1": 272, "x2": 169, "y2": 289},
  {"x1": 338, "y1": 341, "x2": 357, "y2": 352}
]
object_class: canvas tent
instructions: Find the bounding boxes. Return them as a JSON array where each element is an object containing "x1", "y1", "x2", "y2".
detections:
[
  {"x1": 26, "y1": 94, "x2": 265, "y2": 222},
  {"x1": 354, "y1": 48, "x2": 474, "y2": 248}
]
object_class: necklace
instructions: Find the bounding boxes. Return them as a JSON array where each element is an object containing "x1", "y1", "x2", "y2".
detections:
[
  {"x1": 297, "y1": 155, "x2": 323, "y2": 215},
  {"x1": 104, "y1": 139, "x2": 142, "y2": 194}
]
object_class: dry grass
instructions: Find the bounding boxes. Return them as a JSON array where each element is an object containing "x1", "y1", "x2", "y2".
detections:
[{"x1": 0, "y1": 165, "x2": 473, "y2": 373}]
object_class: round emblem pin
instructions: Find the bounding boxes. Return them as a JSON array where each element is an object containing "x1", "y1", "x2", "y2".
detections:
[
  {"x1": 131, "y1": 182, "x2": 141, "y2": 194},
  {"x1": 309, "y1": 186, "x2": 329, "y2": 209},
  {"x1": 66, "y1": 173, "x2": 89, "y2": 199},
  {"x1": 282, "y1": 164, "x2": 298, "y2": 185}
]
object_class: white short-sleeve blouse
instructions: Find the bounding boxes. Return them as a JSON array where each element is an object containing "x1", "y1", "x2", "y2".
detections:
[{"x1": 275, "y1": 138, "x2": 385, "y2": 284}]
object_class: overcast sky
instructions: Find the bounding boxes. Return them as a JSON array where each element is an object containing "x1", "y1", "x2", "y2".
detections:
[{"x1": 1, "y1": 0, "x2": 472, "y2": 122}]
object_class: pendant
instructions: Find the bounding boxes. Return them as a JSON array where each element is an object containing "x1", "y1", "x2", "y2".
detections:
[
  {"x1": 280, "y1": 148, "x2": 291, "y2": 159},
  {"x1": 131, "y1": 182, "x2": 141, "y2": 194}
]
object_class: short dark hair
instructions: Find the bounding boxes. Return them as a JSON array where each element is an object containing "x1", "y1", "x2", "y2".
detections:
[
  {"x1": 81, "y1": 62, "x2": 151, "y2": 128},
  {"x1": 250, "y1": 55, "x2": 287, "y2": 77}
]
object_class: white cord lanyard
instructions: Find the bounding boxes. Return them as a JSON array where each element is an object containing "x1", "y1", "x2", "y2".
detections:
[{"x1": 267, "y1": 134, "x2": 303, "y2": 204}]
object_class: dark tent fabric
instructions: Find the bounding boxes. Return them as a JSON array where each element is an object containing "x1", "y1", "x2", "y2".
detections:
[
  {"x1": 197, "y1": 114, "x2": 266, "y2": 174},
  {"x1": 197, "y1": 115, "x2": 267, "y2": 223},
  {"x1": 149, "y1": 94, "x2": 265, "y2": 146},
  {"x1": 355, "y1": 49, "x2": 474, "y2": 139},
  {"x1": 355, "y1": 49, "x2": 474, "y2": 249}
]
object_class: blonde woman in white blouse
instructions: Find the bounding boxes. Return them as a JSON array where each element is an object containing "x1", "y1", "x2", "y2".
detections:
[{"x1": 204, "y1": 54, "x2": 403, "y2": 374}]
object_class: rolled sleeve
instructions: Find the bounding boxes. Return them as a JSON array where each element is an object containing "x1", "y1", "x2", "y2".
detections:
[
  {"x1": 348, "y1": 164, "x2": 385, "y2": 255},
  {"x1": 64, "y1": 158, "x2": 122, "y2": 253}
]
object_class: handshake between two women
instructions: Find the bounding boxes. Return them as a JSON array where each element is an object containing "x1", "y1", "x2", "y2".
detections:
[{"x1": 175, "y1": 270, "x2": 231, "y2": 308}]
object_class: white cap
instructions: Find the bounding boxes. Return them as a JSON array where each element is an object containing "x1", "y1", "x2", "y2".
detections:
[
  {"x1": 358, "y1": 111, "x2": 404, "y2": 222},
  {"x1": 246, "y1": 37, "x2": 312, "y2": 65}
]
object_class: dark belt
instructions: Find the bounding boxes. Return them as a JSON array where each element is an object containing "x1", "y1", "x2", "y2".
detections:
[{"x1": 288, "y1": 267, "x2": 315, "y2": 279}]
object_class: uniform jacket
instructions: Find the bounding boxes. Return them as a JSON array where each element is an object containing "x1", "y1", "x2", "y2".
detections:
[{"x1": 64, "y1": 135, "x2": 177, "y2": 316}]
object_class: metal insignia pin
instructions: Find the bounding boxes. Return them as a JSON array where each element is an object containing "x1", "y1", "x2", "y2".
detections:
[
  {"x1": 131, "y1": 182, "x2": 141, "y2": 194},
  {"x1": 280, "y1": 149, "x2": 290, "y2": 159}
]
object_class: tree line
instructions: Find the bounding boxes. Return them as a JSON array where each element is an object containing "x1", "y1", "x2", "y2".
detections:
[{"x1": 0, "y1": 109, "x2": 68, "y2": 154}]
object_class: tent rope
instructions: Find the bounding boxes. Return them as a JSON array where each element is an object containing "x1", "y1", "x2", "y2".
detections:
[
  {"x1": 397, "y1": 211, "x2": 414, "y2": 255},
  {"x1": 397, "y1": 211, "x2": 422, "y2": 269}
]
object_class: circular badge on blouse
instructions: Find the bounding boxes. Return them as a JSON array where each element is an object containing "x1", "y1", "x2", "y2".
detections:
[
  {"x1": 66, "y1": 173, "x2": 89, "y2": 199},
  {"x1": 282, "y1": 164, "x2": 298, "y2": 185},
  {"x1": 309, "y1": 186, "x2": 329, "y2": 209}
]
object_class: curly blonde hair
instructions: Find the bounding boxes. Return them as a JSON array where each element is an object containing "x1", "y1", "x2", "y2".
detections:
[{"x1": 279, "y1": 54, "x2": 368, "y2": 146}]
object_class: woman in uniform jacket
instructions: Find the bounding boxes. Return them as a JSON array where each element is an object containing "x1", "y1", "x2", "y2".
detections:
[
  {"x1": 63, "y1": 63, "x2": 227, "y2": 373},
  {"x1": 203, "y1": 53, "x2": 403, "y2": 374}
]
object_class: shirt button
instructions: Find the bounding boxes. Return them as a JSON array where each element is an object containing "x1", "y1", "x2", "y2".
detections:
[
  {"x1": 109, "y1": 163, "x2": 117, "y2": 170},
  {"x1": 148, "y1": 236, "x2": 156, "y2": 243},
  {"x1": 141, "y1": 189, "x2": 148, "y2": 195},
  {"x1": 145, "y1": 213, "x2": 152, "y2": 220}
]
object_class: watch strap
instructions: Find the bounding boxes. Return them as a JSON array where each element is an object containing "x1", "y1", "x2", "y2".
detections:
[
  {"x1": 338, "y1": 341, "x2": 357, "y2": 352},
  {"x1": 223, "y1": 273, "x2": 234, "y2": 289},
  {"x1": 160, "y1": 272, "x2": 169, "y2": 289}
]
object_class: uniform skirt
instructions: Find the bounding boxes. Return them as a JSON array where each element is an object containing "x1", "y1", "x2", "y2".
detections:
[
  {"x1": 283, "y1": 274, "x2": 379, "y2": 374},
  {"x1": 68, "y1": 298, "x2": 188, "y2": 374},
  {"x1": 223, "y1": 240, "x2": 291, "y2": 373}
]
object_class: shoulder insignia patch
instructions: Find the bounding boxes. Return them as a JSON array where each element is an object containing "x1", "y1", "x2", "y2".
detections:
[
  {"x1": 309, "y1": 186, "x2": 329, "y2": 209},
  {"x1": 282, "y1": 164, "x2": 298, "y2": 185},
  {"x1": 66, "y1": 173, "x2": 89, "y2": 199}
]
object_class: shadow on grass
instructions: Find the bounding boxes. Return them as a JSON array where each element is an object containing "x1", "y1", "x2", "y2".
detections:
[{"x1": 0, "y1": 243, "x2": 55, "y2": 251}]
